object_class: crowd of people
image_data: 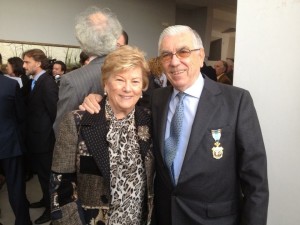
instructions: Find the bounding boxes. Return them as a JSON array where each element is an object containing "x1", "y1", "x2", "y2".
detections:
[{"x1": 0, "y1": 5, "x2": 268, "y2": 225}]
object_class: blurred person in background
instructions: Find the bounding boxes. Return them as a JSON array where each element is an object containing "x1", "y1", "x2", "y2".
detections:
[
  {"x1": 226, "y1": 57, "x2": 234, "y2": 82},
  {"x1": 53, "y1": 6, "x2": 122, "y2": 135},
  {"x1": 0, "y1": 74, "x2": 32, "y2": 225},
  {"x1": 214, "y1": 60, "x2": 232, "y2": 85},
  {"x1": 6, "y1": 56, "x2": 33, "y2": 182},
  {"x1": 6, "y1": 57, "x2": 30, "y2": 97},
  {"x1": 23, "y1": 48, "x2": 58, "y2": 224},
  {"x1": 52, "y1": 60, "x2": 66, "y2": 86}
]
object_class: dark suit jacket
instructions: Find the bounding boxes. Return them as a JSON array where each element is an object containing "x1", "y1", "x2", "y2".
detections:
[
  {"x1": 151, "y1": 76, "x2": 268, "y2": 225},
  {"x1": 26, "y1": 72, "x2": 58, "y2": 154},
  {"x1": 0, "y1": 76, "x2": 25, "y2": 159},
  {"x1": 54, "y1": 56, "x2": 105, "y2": 135},
  {"x1": 201, "y1": 65, "x2": 217, "y2": 81},
  {"x1": 20, "y1": 74, "x2": 30, "y2": 98}
]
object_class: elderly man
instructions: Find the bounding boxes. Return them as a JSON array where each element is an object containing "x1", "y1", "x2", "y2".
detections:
[
  {"x1": 214, "y1": 60, "x2": 232, "y2": 85},
  {"x1": 53, "y1": 6, "x2": 122, "y2": 135},
  {"x1": 80, "y1": 25, "x2": 269, "y2": 225}
]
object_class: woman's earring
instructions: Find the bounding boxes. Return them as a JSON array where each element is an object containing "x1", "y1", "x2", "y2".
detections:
[
  {"x1": 104, "y1": 91, "x2": 107, "y2": 96},
  {"x1": 140, "y1": 95, "x2": 143, "y2": 99}
]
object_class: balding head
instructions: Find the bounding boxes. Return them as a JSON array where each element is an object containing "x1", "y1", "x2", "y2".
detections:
[{"x1": 75, "y1": 6, "x2": 122, "y2": 57}]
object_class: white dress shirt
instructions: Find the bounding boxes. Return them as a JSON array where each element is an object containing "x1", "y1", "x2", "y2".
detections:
[{"x1": 165, "y1": 74, "x2": 204, "y2": 184}]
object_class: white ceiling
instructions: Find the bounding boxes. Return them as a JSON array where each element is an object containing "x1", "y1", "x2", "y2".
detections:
[{"x1": 175, "y1": 0, "x2": 237, "y2": 33}]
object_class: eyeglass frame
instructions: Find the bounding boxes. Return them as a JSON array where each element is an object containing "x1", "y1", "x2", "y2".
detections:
[{"x1": 159, "y1": 48, "x2": 201, "y2": 63}]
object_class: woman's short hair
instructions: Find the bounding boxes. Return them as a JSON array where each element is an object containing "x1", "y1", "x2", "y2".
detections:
[
  {"x1": 7, "y1": 57, "x2": 25, "y2": 77},
  {"x1": 101, "y1": 45, "x2": 149, "y2": 90}
]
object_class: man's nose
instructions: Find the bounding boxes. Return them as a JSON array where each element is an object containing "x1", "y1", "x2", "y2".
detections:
[{"x1": 170, "y1": 53, "x2": 181, "y2": 65}]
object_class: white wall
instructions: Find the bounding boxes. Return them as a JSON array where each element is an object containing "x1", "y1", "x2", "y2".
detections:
[
  {"x1": 235, "y1": 1, "x2": 300, "y2": 224},
  {"x1": 0, "y1": 0, "x2": 175, "y2": 58}
]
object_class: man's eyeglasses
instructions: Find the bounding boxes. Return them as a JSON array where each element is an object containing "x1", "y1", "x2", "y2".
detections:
[{"x1": 159, "y1": 48, "x2": 200, "y2": 63}]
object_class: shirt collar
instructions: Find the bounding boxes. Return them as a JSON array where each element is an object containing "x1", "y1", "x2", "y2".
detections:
[
  {"x1": 172, "y1": 73, "x2": 204, "y2": 99},
  {"x1": 33, "y1": 70, "x2": 46, "y2": 81}
]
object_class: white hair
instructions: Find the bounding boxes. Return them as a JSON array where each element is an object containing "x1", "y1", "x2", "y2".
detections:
[
  {"x1": 75, "y1": 6, "x2": 122, "y2": 57},
  {"x1": 157, "y1": 25, "x2": 203, "y2": 54}
]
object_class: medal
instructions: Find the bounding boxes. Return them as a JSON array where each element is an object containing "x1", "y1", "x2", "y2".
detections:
[{"x1": 211, "y1": 129, "x2": 224, "y2": 159}]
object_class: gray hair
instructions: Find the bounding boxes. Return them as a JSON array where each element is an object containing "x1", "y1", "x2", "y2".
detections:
[
  {"x1": 158, "y1": 25, "x2": 203, "y2": 54},
  {"x1": 75, "y1": 6, "x2": 122, "y2": 57}
]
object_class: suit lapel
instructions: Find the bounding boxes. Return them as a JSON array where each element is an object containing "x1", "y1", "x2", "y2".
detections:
[
  {"x1": 29, "y1": 73, "x2": 46, "y2": 98},
  {"x1": 153, "y1": 87, "x2": 174, "y2": 187},
  {"x1": 157, "y1": 87, "x2": 173, "y2": 157}
]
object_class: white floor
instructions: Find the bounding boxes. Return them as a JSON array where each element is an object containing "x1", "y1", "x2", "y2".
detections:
[{"x1": 0, "y1": 175, "x2": 51, "y2": 225}]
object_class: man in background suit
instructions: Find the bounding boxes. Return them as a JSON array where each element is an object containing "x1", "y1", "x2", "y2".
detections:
[
  {"x1": 53, "y1": 6, "x2": 122, "y2": 134},
  {"x1": 79, "y1": 25, "x2": 269, "y2": 225},
  {"x1": 52, "y1": 60, "x2": 66, "y2": 86},
  {"x1": 23, "y1": 49, "x2": 58, "y2": 224},
  {"x1": 215, "y1": 60, "x2": 232, "y2": 85},
  {"x1": 0, "y1": 75, "x2": 32, "y2": 225},
  {"x1": 200, "y1": 61, "x2": 217, "y2": 81}
]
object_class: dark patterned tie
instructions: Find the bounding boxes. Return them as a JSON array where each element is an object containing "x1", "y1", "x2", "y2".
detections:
[{"x1": 164, "y1": 92, "x2": 186, "y2": 183}]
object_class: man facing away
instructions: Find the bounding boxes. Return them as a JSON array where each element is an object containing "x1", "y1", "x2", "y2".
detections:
[
  {"x1": 23, "y1": 48, "x2": 58, "y2": 224},
  {"x1": 80, "y1": 25, "x2": 269, "y2": 225},
  {"x1": 53, "y1": 6, "x2": 122, "y2": 135}
]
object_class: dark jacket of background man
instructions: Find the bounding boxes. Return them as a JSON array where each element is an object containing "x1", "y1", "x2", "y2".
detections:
[{"x1": 0, "y1": 75, "x2": 32, "y2": 225}]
